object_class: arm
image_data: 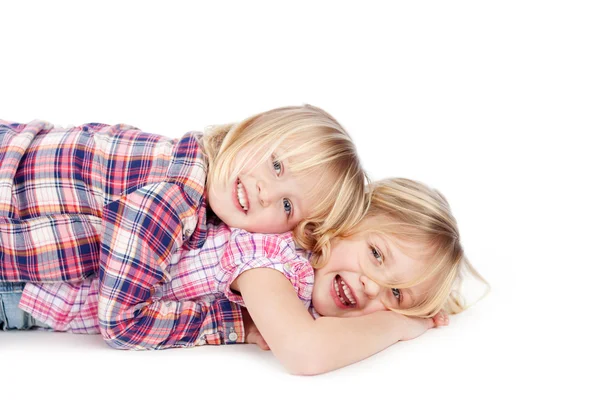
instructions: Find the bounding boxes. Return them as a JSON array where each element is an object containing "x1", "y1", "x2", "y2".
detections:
[
  {"x1": 97, "y1": 182, "x2": 245, "y2": 349},
  {"x1": 241, "y1": 307, "x2": 270, "y2": 350},
  {"x1": 0, "y1": 215, "x2": 101, "y2": 282},
  {"x1": 234, "y1": 268, "x2": 440, "y2": 375},
  {"x1": 1, "y1": 120, "x2": 100, "y2": 283},
  {"x1": 20, "y1": 279, "x2": 100, "y2": 333},
  {"x1": 20, "y1": 278, "x2": 250, "y2": 345}
]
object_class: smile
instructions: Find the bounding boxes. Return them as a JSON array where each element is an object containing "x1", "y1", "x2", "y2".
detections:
[
  {"x1": 332, "y1": 274, "x2": 357, "y2": 309},
  {"x1": 235, "y1": 178, "x2": 249, "y2": 212}
]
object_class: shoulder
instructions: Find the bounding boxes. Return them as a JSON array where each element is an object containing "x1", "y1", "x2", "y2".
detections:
[
  {"x1": 222, "y1": 229, "x2": 314, "y2": 308},
  {"x1": 228, "y1": 229, "x2": 298, "y2": 260},
  {"x1": 164, "y1": 131, "x2": 207, "y2": 202},
  {"x1": 227, "y1": 229, "x2": 313, "y2": 282}
]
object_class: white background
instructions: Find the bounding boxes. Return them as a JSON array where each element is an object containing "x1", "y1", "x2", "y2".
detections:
[{"x1": 1, "y1": 1, "x2": 599, "y2": 399}]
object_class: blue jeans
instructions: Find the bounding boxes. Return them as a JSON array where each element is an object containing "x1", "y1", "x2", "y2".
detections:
[{"x1": 0, "y1": 282, "x2": 51, "y2": 331}]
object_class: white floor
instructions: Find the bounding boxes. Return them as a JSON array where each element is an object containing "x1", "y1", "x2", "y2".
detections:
[{"x1": 1, "y1": 303, "x2": 498, "y2": 398}]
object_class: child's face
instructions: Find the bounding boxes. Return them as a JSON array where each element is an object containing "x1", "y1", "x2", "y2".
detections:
[
  {"x1": 312, "y1": 224, "x2": 436, "y2": 317},
  {"x1": 207, "y1": 151, "x2": 317, "y2": 234}
]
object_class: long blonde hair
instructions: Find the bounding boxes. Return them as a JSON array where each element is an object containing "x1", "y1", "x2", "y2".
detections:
[
  {"x1": 333, "y1": 178, "x2": 489, "y2": 318},
  {"x1": 202, "y1": 104, "x2": 367, "y2": 254}
]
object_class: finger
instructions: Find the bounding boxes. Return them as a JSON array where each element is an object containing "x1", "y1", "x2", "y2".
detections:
[
  {"x1": 433, "y1": 312, "x2": 449, "y2": 327},
  {"x1": 246, "y1": 332, "x2": 259, "y2": 344},
  {"x1": 258, "y1": 338, "x2": 270, "y2": 351}
]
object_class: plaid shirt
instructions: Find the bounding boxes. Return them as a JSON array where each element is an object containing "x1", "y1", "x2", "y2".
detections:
[
  {"x1": 1, "y1": 120, "x2": 316, "y2": 350},
  {"x1": 20, "y1": 221, "x2": 317, "y2": 346}
]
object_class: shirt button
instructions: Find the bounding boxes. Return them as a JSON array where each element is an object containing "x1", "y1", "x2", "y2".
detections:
[
  {"x1": 185, "y1": 229, "x2": 193, "y2": 237},
  {"x1": 228, "y1": 332, "x2": 238, "y2": 341}
]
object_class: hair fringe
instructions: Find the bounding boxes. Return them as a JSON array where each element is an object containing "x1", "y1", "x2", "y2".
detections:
[
  {"x1": 352, "y1": 178, "x2": 489, "y2": 318},
  {"x1": 202, "y1": 105, "x2": 367, "y2": 259}
]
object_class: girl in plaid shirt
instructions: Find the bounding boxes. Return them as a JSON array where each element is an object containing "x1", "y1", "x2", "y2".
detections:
[
  {"x1": 0, "y1": 104, "x2": 364, "y2": 340},
  {"x1": 1, "y1": 107, "x2": 486, "y2": 374}
]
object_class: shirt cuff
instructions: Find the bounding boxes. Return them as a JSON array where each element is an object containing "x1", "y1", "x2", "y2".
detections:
[{"x1": 197, "y1": 297, "x2": 245, "y2": 346}]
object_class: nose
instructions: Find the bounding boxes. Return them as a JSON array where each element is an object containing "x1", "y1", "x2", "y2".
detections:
[
  {"x1": 256, "y1": 180, "x2": 275, "y2": 207},
  {"x1": 360, "y1": 275, "x2": 382, "y2": 300}
]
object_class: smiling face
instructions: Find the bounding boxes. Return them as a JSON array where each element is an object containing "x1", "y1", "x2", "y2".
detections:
[
  {"x1": 311, "y1": 222, "x2": 437, "y2": 317},
  {"x1": 203, "y1": 105, "x2": 366, "y2": 241},
  {"x1": 207, "y1": 150, "x2": 321, "y2": 234}
]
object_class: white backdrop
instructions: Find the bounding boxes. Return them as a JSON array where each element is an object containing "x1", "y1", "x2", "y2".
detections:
[{"x1": 1, "y1": 1, "x2": 598, "y2": 399}]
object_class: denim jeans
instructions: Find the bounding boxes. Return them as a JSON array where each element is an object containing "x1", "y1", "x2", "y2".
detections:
[{"x1": 0, "y1": 282, "x2": 51, "y2": 331}]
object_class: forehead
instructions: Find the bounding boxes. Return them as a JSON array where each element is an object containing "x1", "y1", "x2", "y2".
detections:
[
  {"x1": 367, "y1": 232, "x2": 438, "y2": 307},
  {"x1": 369, "y1": 233, "x2": 425, "y2": 280},
  {"x1": 285, "y1": 154, "x2": 338, "y2": 199}
]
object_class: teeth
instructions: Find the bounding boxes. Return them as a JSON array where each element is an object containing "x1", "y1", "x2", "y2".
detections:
[
  {"x1": 334, "y1": 276, "x2": 356, "y2": 306},
  {"x1": 237, "y1": 181, "x2": 248, "y2": 211},
  {"x1": 340, "y1": 280, "x2": 356, "y2": 304}
]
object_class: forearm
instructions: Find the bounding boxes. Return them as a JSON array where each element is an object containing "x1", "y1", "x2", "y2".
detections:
[
  {"x1": 289, "y1": 312, "x2": 403, "y2": 375},
  {"x1": 0, "y1": 215, "x2": 101, "y2": 282},
  {"x1": 97, "y1": 183, "x2": 246, "y2": 349},
  {"x1": 19, "y1": 278, "x2": 101, "y2": 334},
  {"x1": 237, "y1": 268, "x2": 434, "y2": 375}
]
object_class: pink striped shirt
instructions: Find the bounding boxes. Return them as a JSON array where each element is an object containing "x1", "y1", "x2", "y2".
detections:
[{"x1": 20, "y1": 222, "x2": 317, "y2": 345}]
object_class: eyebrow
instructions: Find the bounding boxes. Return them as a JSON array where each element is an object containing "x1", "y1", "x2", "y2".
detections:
[
  {"x1": 277, "y1": 158, "x2": 300, "y2": 221},
  {"x1": 291, "y1": 195, "x2": 303, "y2": 222},
  {"x1": 378, "y1": 237, "x2": 427, "y2": 309},
  {"x1": 288, "y1": 167, "x2": 310, "y2": 223},
  {"x1": 381, "y1": 239, "x2": 396, "y2": 264},
  {"x1": 402, "y1": 286, "x2": 416, "y2": 307}
]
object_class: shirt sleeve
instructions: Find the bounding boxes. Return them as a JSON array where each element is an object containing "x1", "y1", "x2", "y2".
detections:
[
  {"x1": 20, "y1": 279, "x2": 101, "y2": 334},
  {"x1": 98, "y1": 181, "x2": 245, "y2": 349},
  {"x1": 20, "y1": 278, "x2": 245, "y2": 344},
  {"x1": 0, "y1": 120, "x2": 100, "y2": 283},
  {"x1": 0, "y1": 215, "x2": 102, "y2": 283},
  {"x1": 217, "y1": 229, "x2": 315, "y2": 311}
]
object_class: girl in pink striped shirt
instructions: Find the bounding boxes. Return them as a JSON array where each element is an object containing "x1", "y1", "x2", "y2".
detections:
[{"x1": 231, "y1": 177, "x2": 488, "y2": 374}]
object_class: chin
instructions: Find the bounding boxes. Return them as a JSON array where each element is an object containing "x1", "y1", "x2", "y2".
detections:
[
  {"x1": 221, "y1": 212, "x2": 241, "y2": 227},
  {"x1": 311, "y1": 299, "x2": 328, "y2": 317}
]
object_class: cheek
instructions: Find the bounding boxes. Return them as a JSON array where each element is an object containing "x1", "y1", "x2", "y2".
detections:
[
  {"x1": 209, "y1": 181, "x2": 227, "y2": 204},
  {"x1": 327, "y1": 252, "x2": 350, "y2": 273},
  {"x1": 247, "y1": 210, "x2": 287, "y2": 233},
  {"x1": 362, "y1": 300, "x2": 388, "y2": 315},
  {"x1": 313, "y1": 272, "x2": 331, "y2": 294},
  {"x1": 207, "y1": 187, "x2": 223, "y2": 215}
]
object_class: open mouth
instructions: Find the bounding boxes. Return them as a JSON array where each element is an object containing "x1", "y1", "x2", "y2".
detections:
[
  {"x1": 235, "y1": 178, "x2": 249, "y2": 212},
  {"x1": 332, "y1": 274, "x2": 357, "y2": 308}
]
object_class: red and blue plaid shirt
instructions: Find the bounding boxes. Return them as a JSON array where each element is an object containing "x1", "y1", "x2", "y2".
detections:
[{"x1": 1, "y1": 120, "x2": 316, "y2": 350}]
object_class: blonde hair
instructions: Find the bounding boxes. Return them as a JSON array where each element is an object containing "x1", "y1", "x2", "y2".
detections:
[
  {"x1": 328, "y1": 178, "x2": 489, "y2": 318},
  {"x1": 202, "y1": 104, "x2": 367, "y2": 253}
]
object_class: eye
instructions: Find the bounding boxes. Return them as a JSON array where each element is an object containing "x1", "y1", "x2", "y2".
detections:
[
  {"x1": 273, "y1": 159, "x2": 283, "y2": 176},
  {"x1": 283, "y1": 198, "x2": 293, "y2": 216},
  {"x1": 370, "y1": 246, "x2": 383, "y2": 265},
  {"x1": 391, "y1": 288, "x2": 403, "y2": 302}
]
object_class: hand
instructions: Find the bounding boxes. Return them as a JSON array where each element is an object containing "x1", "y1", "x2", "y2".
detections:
[
  {"x1": 432, "y1": 309, "x2": 449, "y2": 328},
  {"x1": 242, "y1": 307, "x2": 270, "y2": 351},
  {"x1": 397, "y1": 309, "x2": 449, "y2": 341}
]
